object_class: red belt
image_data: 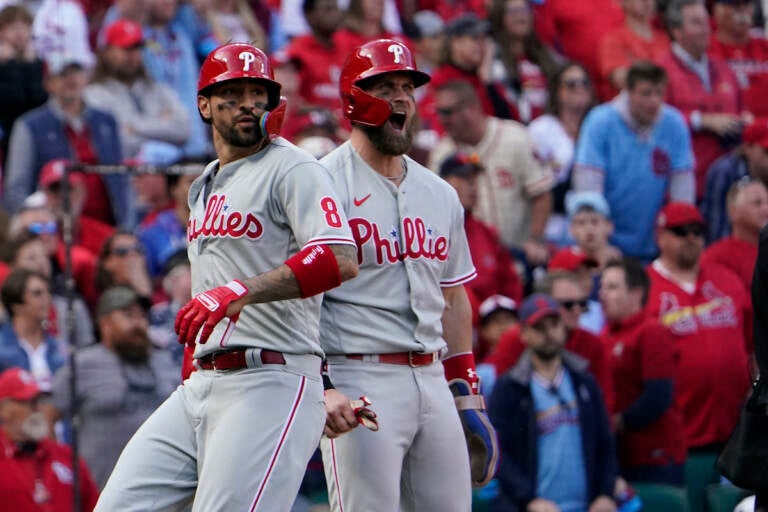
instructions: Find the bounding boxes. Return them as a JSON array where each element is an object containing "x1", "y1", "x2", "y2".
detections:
[
  {"x1": 198, "y1": 349, "x2": 286, "y2": 370},
  {"x1": 345, "y1": 351, "x2": 439, "y2": 367}
]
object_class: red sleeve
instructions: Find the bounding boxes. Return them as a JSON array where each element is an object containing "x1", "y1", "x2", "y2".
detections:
[
  {"x1": 598, "y1": 30, "x2": 626, "y2": 81},
  {"x1": 570, "y1": 330, "x2": 614, "y2": 415},
  {"x1": 639, "y1": 322, "x2": 677, "y2": 380},
  {"x1": 79, "y1": 457, "x2": 100, "y2": 512},
  {"x1": 495, "y1": 241, "x2": 523, "y2": 303},
  {"x1": 533, "y1": 1, "x2": 558, "y2": 48},
  {"x1": 484, "y1": 325, "x2": 525, "y2": 374}
]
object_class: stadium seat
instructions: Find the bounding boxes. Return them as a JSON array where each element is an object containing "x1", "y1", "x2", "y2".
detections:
[
  {"x1": 685, "y1": 451, "x2": 721, "y2": 512},
  {"x1": 706, "y1": 483, "x2": 749, "y2": 512},
  {"x1": 632, "y1": 483, "x2": 689, "y2": 512}
]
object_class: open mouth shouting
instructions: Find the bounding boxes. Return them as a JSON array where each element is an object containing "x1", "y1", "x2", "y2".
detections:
[{"x1": 388, "y1": 111, "x2": 407, "y2": 131}]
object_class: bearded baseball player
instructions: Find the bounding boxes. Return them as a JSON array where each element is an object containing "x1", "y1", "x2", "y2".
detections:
[
  {"x1": 94, "y1": 42, "x2": 359, "y2": 512},
  {"x1": 318, "y1": 39, "x2": 500, "y2": 511}
]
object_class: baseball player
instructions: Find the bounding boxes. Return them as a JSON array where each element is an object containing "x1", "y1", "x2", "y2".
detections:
[
  {"x1": 318, "y1": 39, "x2": 499, "y2": 511},
  {"x1": 94, "y1": 42, "x2": 359, "y2": 512}
]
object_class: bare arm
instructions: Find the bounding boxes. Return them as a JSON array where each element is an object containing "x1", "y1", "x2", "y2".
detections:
[
  {"x1": 441, "y1": 285, "x2": 474, "y2": 356},
  {"x1": 528, "y1": 191, "x2": 552, "y2": 241}
]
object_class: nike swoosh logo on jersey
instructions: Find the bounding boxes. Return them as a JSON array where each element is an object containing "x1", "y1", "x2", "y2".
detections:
[{"x1": 353, "y1": 194, "x2": 372, "y2": 207}]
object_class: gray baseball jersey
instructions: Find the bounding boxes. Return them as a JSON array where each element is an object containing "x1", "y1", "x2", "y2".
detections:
[
  {"x1": 319, "y1": 141, "x2": 477, "y2": 355},
  {"x1": 187, "y1": 137, "x2": 356, "y2": 357}
]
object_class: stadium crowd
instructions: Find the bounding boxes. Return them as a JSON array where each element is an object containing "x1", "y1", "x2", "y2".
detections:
[{"x1": 0, "y1": 0, "x2": 766, "y2": 510}]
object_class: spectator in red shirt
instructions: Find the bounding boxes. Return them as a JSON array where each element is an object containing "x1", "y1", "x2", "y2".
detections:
[
  {"x1": 703, "y1": 178, "x2": 768, "y2": 291},
  {"x1": 599, "y1": 0, "x2": 671, "y2": 99},
  {"x1": 646, "y1": 201, "x2": 751, "y2": 453},
  {"x1": 0, "y1": 367, "x2": 99, "y2": 511},
  {"x1": 600, "y1": 257, "x2": 686, "y2": 485},
  {"x1": 487, "y1": 0, "x2": 560, "y2": 123},
  {"x1": 439, "y1": 152, "x2": 524, "y2": 304},
  {"x1": 486, "y1": 270, "x2": 614, "y2": 411},
  {"x1": 659, "y1": 0, "x2": 746, "y2": 199},
  {"x1": 709, "y1": 0, "x2": 768, "y2": 116}
]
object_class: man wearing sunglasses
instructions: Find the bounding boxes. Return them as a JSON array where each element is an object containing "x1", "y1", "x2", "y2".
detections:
[{"x1": 646, "y1": 201, "x2": 752, "y2": 506}]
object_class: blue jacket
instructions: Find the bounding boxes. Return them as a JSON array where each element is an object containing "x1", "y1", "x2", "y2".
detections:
[
  {"x1": 488, "y1": 351, "x2": 617, "y2": 512},
  {"x1": 0, "y1": 323, "x2": 66, "y2": 376}
]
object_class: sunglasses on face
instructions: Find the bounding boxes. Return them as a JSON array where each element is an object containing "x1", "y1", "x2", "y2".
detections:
[
  {"x1": 111, "y1": 245, "x2": 143, "y2": 257},
  {"x1": 28, "y1": 221, "x2": 58, "y2": 235},
  {"x1": 559, "y1": 299, "x2": 589, "y2": 311},
  {"x1": 562, "y1": 78, "x2": 590, "y2": 90},
  {"x1": 667, "y1": 224, "x2": 705, "y2": 238}
]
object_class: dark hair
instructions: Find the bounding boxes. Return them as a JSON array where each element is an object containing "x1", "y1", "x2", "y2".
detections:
[
  {"x1": 95, "y1": 230, "x2": 140, "y2": 293},
  {"x1": 434, "y1": 79, "x2": 483, "y2": 106},
  {"x1": 1, "y1": 232, "x2": 44, "y2": 265},
  {"x1": 605, "y1": 257, "x2": 650, "y2": 305},
  {"x1": 342, "y1": 0, "x2": 384, "y2": 35},
  {"x1": 90, "y1": 48, "x2": 149, "y2": 84},
  {"x1": 1, "y1": 268, "x2": 48, "y2": 318},
  {"x1": 665, "y1": 0, "x2": 704, "y2": 31},
  {"x1": 546, "y1": 61, "x2": 594, "y2": 116},
  {"x1": 488, "y1": 0, "x2": 559, "y2": 89},
  {"x1": 0, "y1": 5, "x2": 32, "y2": 28},
  {"x1": 626, "y1": 60, "x2": 668, "y2": 90}
]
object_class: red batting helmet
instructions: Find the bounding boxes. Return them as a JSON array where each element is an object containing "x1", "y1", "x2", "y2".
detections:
[
  {"x1": 198, "y1": 43, "x2": 281, "y2": 109},
  {"x1": 340, "y1": 39, "x2": 430, "y2": 127}
]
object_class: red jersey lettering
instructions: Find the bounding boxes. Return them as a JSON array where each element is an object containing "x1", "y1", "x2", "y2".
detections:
[{"x1": 187, "y1": 194, "x2": 264, "y2": 242}]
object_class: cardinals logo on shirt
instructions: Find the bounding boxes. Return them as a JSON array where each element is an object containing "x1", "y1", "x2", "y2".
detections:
[
  {"x1": 658, "y1": 282, "x2": 738, "y2": 335},
  {"x1": 188, "y1": 194, "x2": 264, "y2": 242},
  {"x1": 349, "y1": 216, "x2": 448, "y2": 265}
]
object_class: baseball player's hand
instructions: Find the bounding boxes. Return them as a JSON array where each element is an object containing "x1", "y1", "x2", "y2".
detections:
[
  {"x1": 175, "y1": 280, "x2": 248, "y2": 346},
  {"x1": 323, "y1": 390, "x2": 378, "y2": 438}
]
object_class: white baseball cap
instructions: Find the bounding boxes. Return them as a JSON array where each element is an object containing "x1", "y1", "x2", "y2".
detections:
[{"x1": 478, "y1": 294, "x2": 517, "y2": 321}]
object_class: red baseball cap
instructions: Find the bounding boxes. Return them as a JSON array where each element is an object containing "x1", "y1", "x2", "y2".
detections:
[
  {"x1": 0, "y1": 368, "x2": 40, "y2": 401},
  {"x1": 548, "y1": 247, "x2": 598, "y2": 272},
  {"x1": 743, "y1": 118, "x2": 768, "y2": 150},
  {"x1": 38, "y1": 159, "x2": 85, "y2": 189},
  {"x1": 104, "y1": 19, "x2": 144, "y2": 48},
  {"x1": 656, "y1": 202, "x2": 704, "y2": 229}
]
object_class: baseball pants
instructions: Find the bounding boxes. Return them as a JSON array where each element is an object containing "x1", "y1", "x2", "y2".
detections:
[
  {"x1": 95, "y1": 352, "x2": 326, "y2": 512},
  {"x1": 320, "y1": 357, "x2": 472, "y2": 512}
]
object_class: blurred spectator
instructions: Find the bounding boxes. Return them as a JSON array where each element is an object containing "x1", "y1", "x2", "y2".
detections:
[
  {"x1": 486, "y1": 271, "x2": 614, "y2": 409},
  {"x1": 36, "y1": 159, "x2": 115, "y2": 257},
  {"x1": 532, "y1": 0, "x2": 624, "y2": 88},
  {"x1": 404, "y1": 10, "x2": 446, "y2": 78},
  {"x1": 0, "y1": 268, "x2": 65, "y2": 392},
  {"x1": 207, "y1": 0, "x2": 267, "y2": 49},
  {"x1": 439, "y1": 153, "x2": 524, "y2": 304},
  {"x1": 599, "y1": 0, "x2": 671, "y2": 99},
  {"x1": 0, "y1": 4, "x2": 46, "y2": 164},
  {"x1": 709, "y1": 0, "x2": 768, "y2": 117},
  {"x1": 430, "y1": 13, "x2": 517, "y2": 121},
  {"x1": 600, "y1": 258, "x2": 686, "y2": 485},
  {"x1": 335, "y1": 0, "x2": 404, "y2": 49},
  {"x1": 281, "y1": 0, "x2": 348, "y2": 120},
  {"x1": 31, "y1": 0, "x2": 94, "y2": 69},
  {"x1": 8, "y1": 204, "x2": 98, "y2": 307},
  {"x1": 565, "y1": 191, "x2": 622, "y2": 269},
  {"x1": 86, "y1": 19, "x2": 190, "y2": 163},
  {"x1": 172, "y1": 0, "x2": 220, "y2": 61},
  {"x1": 429, "y1": 80, "x2": 553, "y2": 266},
  {"x1": 148, "y1": 251, "x2": 190, "y2": 368},
  {"x1": 0, "y1": 367, "x2": 99, "y2": 511},
  {"x1": 573, "y1": 60, "x2": 695, "y2": 262},
  {"x1": 488, "y1": 0, "x2": 560, "y2": 124},
  {"x1": 279, "y1": 0, "x2": 402, "y2": 39},
  {"x1": 52, "y1": 286, "x2": 179, "y2": 489},
  {"x1": 142, "y1": 0, "x2": 208, "y2": 159},
  {"x1": 702, "y1": 116, "x2": 768, "y2": 242},
  {"x1": 137, "y1": 171, "x2": 199, "y2": 278},
  {"x1": 546, "y1": 250, "x2": 606, "y2": 335},
  {"x1": 4, "y1": 232, "x2": 94, "y2": 348},
  {"x1": 3, "y1": 53, "x2": 131, "y2": 228},
  {"x1": 99, "y1": 0, "x2": 147, "y2": 40},
  {"x1": 646, "y1": 202, "x2": 751, "y2": 452},
  {"x1": 95, "y1": 230, "x2": 154, "y2": 302},
  {"x1": 477, "y1": 294, "x2": 518, "y2": 361},
  {"x1": 702, "y1": 178, "x2": 768, "y2": 290},
  {"x1": 659, "y1": 0, "x2": 744, "y2": 199},
  {"x1": 529, "y1": 63, "x2": 596, "y2": 245},
  {"x1": 488, "y1": 293, "x2": 617, "y2": 512}
]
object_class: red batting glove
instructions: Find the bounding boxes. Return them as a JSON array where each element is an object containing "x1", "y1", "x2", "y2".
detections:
[
  {"x1": 442, "y1": 352, "x2": 481, "y2": 394},
  {"x1": 174, "y1": 280, "x2": 248, "y2": 346},
  {"x1": 350, "y1": 396, "x2": 379, "y2": 432}
]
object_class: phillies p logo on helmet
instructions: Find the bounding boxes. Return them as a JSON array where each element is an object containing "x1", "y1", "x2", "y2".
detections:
[
  {"x1": 387, "y1": 44, "x2": 405, "y2": 64},
  {"x1": 239, "y1": 51, "x2": 257, "y2": 71}
]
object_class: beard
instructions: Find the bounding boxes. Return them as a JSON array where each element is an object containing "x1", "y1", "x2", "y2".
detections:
[
  {"x1": 21, "y1": 411, "x2": 49, "y2": 442},
  {"x1": 215, "y1": 112, "x2": 266, "y2": 148},
  {"x1": 676, "y1": 242, "x2": 702, "y2": 270},
  {"x1": 112, "y1": 328, "x2": 152, "y2": 363},
  {"x1": 532, "y1": 344, "x2": 561, "y2": 361},
  {"x1": 360, "y1": 115, "x2": 417, "y2": 156}
]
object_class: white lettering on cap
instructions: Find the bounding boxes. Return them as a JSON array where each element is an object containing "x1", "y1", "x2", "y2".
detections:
[
  {"x1": 239, "y1": 51, "x2": 257, "y2": 71},
  {"x1": 387, "y1": 44, "x2": 405, "y2": 64}
]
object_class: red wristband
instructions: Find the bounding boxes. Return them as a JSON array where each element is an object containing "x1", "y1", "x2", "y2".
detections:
[
  {"x1": 443, "y1": 351, "x2": 480, "y2": 394},
  {"x1": 284, "y1": 244, "x2": 341, "y2": 298}
]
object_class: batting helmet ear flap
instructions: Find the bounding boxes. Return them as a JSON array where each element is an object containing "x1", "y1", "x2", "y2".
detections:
[
  {"x1": 346, "y1": 86, "x2": 392, "y2": 127},
  {"x1": 259, "y1": 96, "x2": 287, "y2": 140}
]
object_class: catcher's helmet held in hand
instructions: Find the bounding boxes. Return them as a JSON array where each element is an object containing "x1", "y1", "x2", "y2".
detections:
[
  {"x1": 340, "y1": 39, "x2": 430, "y2": 127},
  {"x1": 197, "y1": 42, "x2": 285, "y2": 139}
]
